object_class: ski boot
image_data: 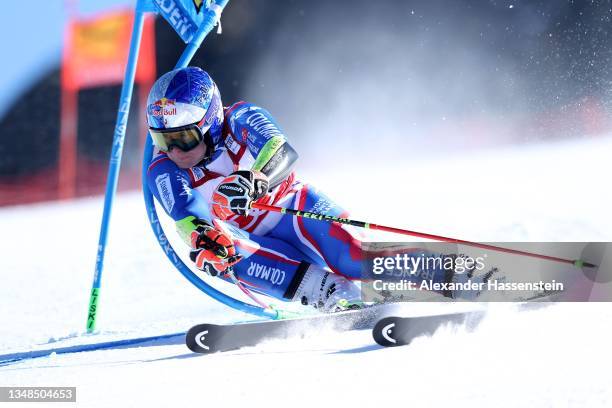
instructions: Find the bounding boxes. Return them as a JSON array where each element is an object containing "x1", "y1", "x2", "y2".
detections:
[{"x1": 292, "y1": 264, "x2": 363, "y2": 312}]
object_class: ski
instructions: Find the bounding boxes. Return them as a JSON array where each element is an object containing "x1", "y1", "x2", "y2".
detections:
[
  {"x1": 372, "y1": 311, "x2": 486, "y2": 347},
  {"x1": 186, "y1": 304, "x2": 396, "y2": 354}
]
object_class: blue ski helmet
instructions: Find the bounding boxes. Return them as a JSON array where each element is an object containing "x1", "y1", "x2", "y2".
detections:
[{"x1": 147, "y1": 67, "x2": 223, "y2": 156}]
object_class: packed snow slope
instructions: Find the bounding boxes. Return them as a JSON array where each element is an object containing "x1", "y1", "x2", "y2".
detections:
[{"x1": 1, "y1": 136, "x2": 611, "y2": 407}]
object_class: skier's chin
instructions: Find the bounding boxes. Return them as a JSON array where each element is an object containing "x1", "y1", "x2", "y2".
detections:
[
  {"x1": 174, "y1": 158, "x2": 199, "y2": 169},
  {"x1": 167, "y1": 144, "x2": 206, "y2": 169}
]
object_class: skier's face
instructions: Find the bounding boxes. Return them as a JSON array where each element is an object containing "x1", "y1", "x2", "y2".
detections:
[{"x1": 167, "y1": 141, "x2": 207, "y2": 168}]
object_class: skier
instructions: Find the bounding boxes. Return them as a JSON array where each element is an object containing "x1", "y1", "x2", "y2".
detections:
[{"x1": 146, "y1": 67, "x2": 493, "y2": 312}]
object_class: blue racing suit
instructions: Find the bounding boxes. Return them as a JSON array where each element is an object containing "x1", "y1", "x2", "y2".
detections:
[{"x1": 147, "y1": 102, "x2": 364, "y2": 301}]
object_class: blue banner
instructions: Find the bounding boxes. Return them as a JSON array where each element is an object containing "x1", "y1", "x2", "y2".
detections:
[{"x1": 150, "y1": 0, "x2": 213, "y2": 43}]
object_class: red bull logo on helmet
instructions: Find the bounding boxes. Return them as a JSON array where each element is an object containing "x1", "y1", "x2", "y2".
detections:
[{"x1": 150, "y1": 97, "x2": 177, "y2": 117}]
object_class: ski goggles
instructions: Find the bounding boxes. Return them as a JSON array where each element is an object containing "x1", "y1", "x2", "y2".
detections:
[{"x1": 149, "y1": 123, "x2": 210, "y2": 152}]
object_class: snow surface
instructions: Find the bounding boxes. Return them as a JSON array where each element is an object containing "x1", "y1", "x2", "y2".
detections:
[{"x1": 1, "y1": 136, "x2": 612, "y2": 407}]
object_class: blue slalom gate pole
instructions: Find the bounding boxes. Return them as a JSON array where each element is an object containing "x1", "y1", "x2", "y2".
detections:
[
  {"x1": 86, "y1": 6, "x2": 147, "y2": 333},
  {"x1": 141, "y1": 0, "x2": 279, "y2": 320}
]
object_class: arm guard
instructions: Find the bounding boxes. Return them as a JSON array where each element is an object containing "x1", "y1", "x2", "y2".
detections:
[{"x1": 251, "y1": 136, "x2": 299, "y2": 189}]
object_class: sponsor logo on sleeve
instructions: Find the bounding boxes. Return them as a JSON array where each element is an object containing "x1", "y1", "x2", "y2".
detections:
[
  {"x1": 191, "y1": 167, "x2": 205, "y2": 182},
  {"x1": 224, "y1": 136, "x2": 241, "y2": 154},
  {"x1": 246, "y1": 112, "x2": 282, "y2": 139},
  {"x1": 231, "y1": 105, "x2": 262, "y2": 132},
  {"x1": 178, "y1": 175, "x2": 192, "y2": 197},
  {"x1": 241, "y1": 128, "x2": 249, "y2": 142},
  {"x1": 155, "y1": 173, "x2": 175, "y2": 213},
  {"x1": 233, "y1": 106, "x2": 257, "y2": 120}
]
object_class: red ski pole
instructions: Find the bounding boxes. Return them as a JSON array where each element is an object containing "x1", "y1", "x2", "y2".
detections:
[{"x1": 251, "y1": 202, "x2": 596, "y2": 268}]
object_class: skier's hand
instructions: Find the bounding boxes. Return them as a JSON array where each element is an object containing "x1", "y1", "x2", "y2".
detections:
[
  {"x1": 188, "y1": 223, "x2": 242, "y2": 277},
  {"x1": 212, "y1": 170, "x2": 269, "y2": 220}
]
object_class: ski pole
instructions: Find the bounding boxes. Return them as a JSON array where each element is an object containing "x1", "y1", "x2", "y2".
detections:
[
  {"x1": 225, "y1": 266, "x2": 306, "y2": 319},
  {"x1": 251, "y1": 202, "x2": 596, "y2": 268},
  {"x1": 225, "y1": 267, "x2": 271, "y2": 310}
]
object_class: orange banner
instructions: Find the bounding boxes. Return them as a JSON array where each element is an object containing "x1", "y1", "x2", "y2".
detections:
[
  {"x1": 58, "y1": 9, "x2": 156, "y2": 199},
  {"x1": 62, "y1": 9, "x2": 155, "y2": 91}
]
